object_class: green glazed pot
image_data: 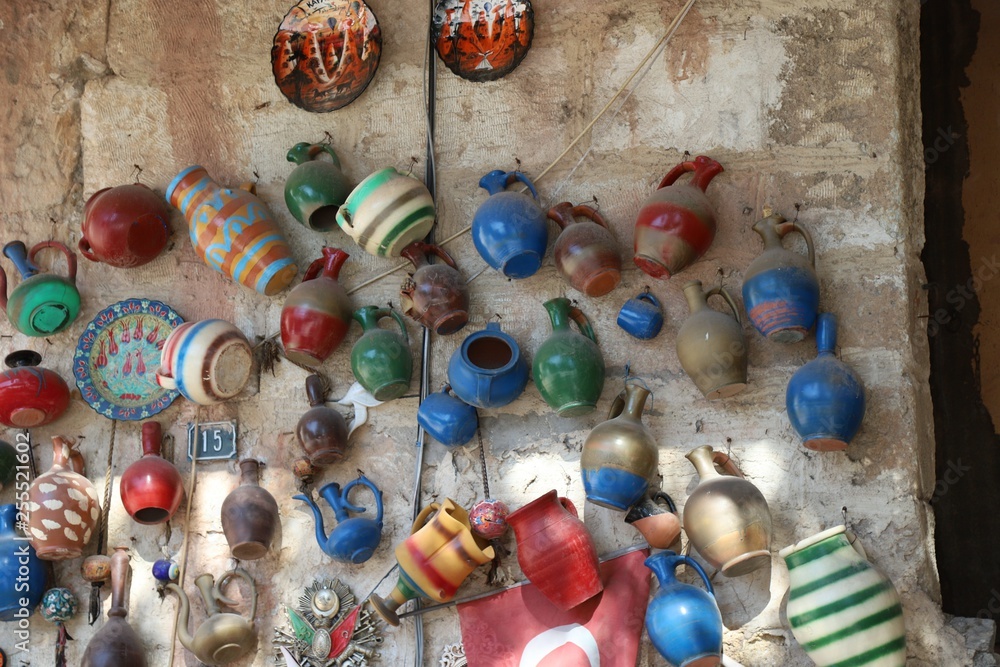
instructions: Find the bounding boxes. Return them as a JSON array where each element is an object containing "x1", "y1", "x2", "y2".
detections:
[
  {"x1": 350, "y1": 306, "x2": 412, "y2": 401},
  {"x1": 284, "y1": 143, "x2": 352, "y2": 232},
  {"x1": 1, "y1": 241, "x2": 81, "y2": 337},
  {"x1": 533, "y1": 297, "x2": 604, "y2": 417}
]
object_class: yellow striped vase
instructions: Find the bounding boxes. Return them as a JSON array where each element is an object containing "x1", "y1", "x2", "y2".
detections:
[
  {"x1": 335, "y1": 167, "x2": 435, "y2": 257},
  {"x1": 780, "y1": 526, "x2": 906, "y2": 667}
]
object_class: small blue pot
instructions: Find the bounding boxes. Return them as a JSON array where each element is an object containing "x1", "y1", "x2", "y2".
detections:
[
  {"x1": 418, "y1": 384, "x2": 479, "y2": 448},
  {"x1": 448, "y1": 321, "x2": 529, "y2": 408},
  {"x1": 617, "y1": 291, "x2": 664, "y2": 340}
]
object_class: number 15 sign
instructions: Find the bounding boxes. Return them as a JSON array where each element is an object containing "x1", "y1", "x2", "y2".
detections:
[{"x1": 187, "y1": 421, "x2": 238, "y2": 461}]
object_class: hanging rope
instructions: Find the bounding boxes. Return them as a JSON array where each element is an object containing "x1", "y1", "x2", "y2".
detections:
[
  {"x1": 168, "y1": 408, "x2": 199, "y2": 667},
  {"x1": 88, "y1": 418, "x2": 117, "y2": 625}
]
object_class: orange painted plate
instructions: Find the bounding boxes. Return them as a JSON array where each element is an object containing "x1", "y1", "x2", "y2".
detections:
[{"x1": 433, "y1": 0, "x2": 534, "y2": 82}]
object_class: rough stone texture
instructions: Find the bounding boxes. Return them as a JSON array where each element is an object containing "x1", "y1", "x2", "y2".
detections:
[{"x1": 0, "y1": 0, "x2": 974, "y2": 665}]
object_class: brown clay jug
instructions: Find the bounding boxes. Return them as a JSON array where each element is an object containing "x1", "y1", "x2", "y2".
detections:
[
  {"x1": 682, "y1": 445, "x2": 772, "y2": 577},
  {"x1": 676, "y1": 280, "x2": 748, "y2": 400},
  {"x1": 296, "y1": 375, "x2": 351, "y2": 466},
  {"x1": 399, "y1": 241, "x2": 470, "y2": 335},
  {"x1": 220, "y1": 460, "x2": 279, "y2": 560},
  {"x1": 81, "y1": 546, "x2": 148, "y2": 667},
  {"x1": 549, "y1": 202, "x2": 622, "y2": 297}
]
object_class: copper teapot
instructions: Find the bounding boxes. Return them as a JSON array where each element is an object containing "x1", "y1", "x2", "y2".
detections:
[{"x1": 166, "y1": 569, "x2": 257, "y2": 665}]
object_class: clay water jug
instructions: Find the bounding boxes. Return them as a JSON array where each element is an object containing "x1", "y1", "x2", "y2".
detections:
[
  {"x1": 548, "y1": 202, "x2": 622, "y2": 297},
  {"x1": 676, "y1": 280, "x2": 748, "y2": 399},
  {"x1": 280, "y1": 247, "x2": 353, "y2": 366},
  {"x1": 81, "y1": 547, "x2": 148, "y2": 667},
  {"x1": 166, "y1": 165, "x2": 297, "y2": 295},
  {"x1": 296, "y1": 375, "x2": 357, "y2": 465},
  {"x1": 399, "y1": 241, "x2": 469, "y2": 334},
  {"x1": 581, "y1": 381, "x2": 659, "y2": 510},
  {"x1": 294, "y1": 475, "x2": 384, "y2": 564},
  {"x1": 447, "y1": 321, "x2": 529, "y2": 408},
  {"x1": 533, "y1": 297, "x2": 604, "y2": 416},
  {"x1": 119, "y1": 421, "x2": 184, "y2": 524},
  {"x1": 284, "y1": 143, "x2": 352, "y2": 230},
  {"x1": 786, "y1": 313, "x2": 866, "y2": 451},
  {"x1": 471, "y1": 170, "x2": 548, "y2": 278},
  {"x1": 350, "y1": 306, "x2": 412, "y2": 401},
  {"x1": 220, "y1": 460, "x2": 279, "y2": 560},
  {"x1": 634, "y1": 155, "x2": 724, "y2": 279},
  {"x1": 742, "y1": 213, "x2": 819, "y2": 342},
  {"x1": 0, "y1": 503, "x2": 46, "y2": 621},
  {"x1": 1, "y1": 240, "x2": 81, "y2": 336},
  {"x1": 624, "y1": 490, "x2": 680, "y2": 549},
  {"x1": 0, "y1": 350, "x2": 71, "y2": 428},
  {"x1": 336, "y1": 167, "x2": 436, "y2": 257},
  {"x1": 644, "y1": 550, "x2": 723, "y2": 667},
  {"x1": 27, "y1": 436, "x2": 101, "y2": 560},
  {"x1": 507, "y1": 490, "x2": 603, "y2": 611},
  {"x1": 780, "y1": 526, "x2": 906, "y2": 667},
  {"x1": 683, "y1": 445, "x2": 771, "y2": 577},
  {"x1": 167, "y1": 570, "x2": 258, "y2": 666},
  {"x1": 79, "y1": 183, "x2": 171, "y2": 268}
]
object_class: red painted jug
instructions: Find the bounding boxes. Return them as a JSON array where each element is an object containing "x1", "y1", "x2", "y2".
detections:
[
  {"x1": 119, "y1": 422, "x2": 184, "y2": 525},
  {"x1": 280, "y1": 247, "x2": 352, "y2": 366},
  {"x1": 633, "y1": 155, "x2": 724, "y2": 279},
  {"x1": 507, "y1": 490, "x2": 603, "y2": 610},
  {"x1": 79, "y1": 184, "x2": 171, "y2": 268},
  {"x1": 0, "y1": 351, "x2": 70, "y2": 428}
]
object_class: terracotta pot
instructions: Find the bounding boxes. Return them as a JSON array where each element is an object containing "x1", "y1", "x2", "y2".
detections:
[
  {"x1": 281, "y1": 247, "x2": 353, "y2": 366},
  {"x1": 81, "y1": 547, "x2": 148, "y2": 667},
  {"x1": 27, "y1": 436, "x2": 101, "y2": 560},
  {"x1": 296, "y1": 374, "x2": 350, "y2": 465},
  {"x1": 507, "y1": 490, "x2": 602, "y2": 611},
  {"x1": 220, "y1": 460, "x2": 279, "y2": 560},
  {"x1": 625, "y1": 490, "x2": 680, "y2": 550},
  {"x1": 0, "y1": 350, "x2": 71, "y2": 428},
  {"x1": 119, "y1": 421, "x2": 184, "y2": 525},
  {"x1": 80, "y1": 183, "x2": 171, "y2": 268},
  {"x1": 549, "y1": 202, "x2": 622, "y2": 297},
  {"x1": 533, "y1": 297, "x2": 604, "y2": 417},
  {"x1": 81, "y1": 554, "x2": 112, "y2": 583},
  {"x1": 399, "y1": 241, "x2": 469, "y2": 335},
  {"x1": 676, "y1": 280, "x2": 748, "y2": 399}
]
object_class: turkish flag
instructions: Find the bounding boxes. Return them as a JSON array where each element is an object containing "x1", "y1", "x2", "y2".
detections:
[{"x1": 457, "y1": 549, "x2": 650, "y2": 667}]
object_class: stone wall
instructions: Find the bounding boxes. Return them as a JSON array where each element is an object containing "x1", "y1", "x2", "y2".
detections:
[{"x1": 0, "y1": 0, "x2": 974, "y2": 665}]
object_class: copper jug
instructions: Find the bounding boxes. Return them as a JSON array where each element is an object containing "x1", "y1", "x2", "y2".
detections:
[
  {"x1": 167, "y1": 570, "x2": 257, "y2": 665},
  {"x1": 676, "y1": 280, "x2": 748, "y2": 399}
]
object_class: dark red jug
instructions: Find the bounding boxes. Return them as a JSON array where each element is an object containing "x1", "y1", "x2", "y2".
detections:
[
  {"x1": 399, "y1": 242, "x2": 469, "y2": 335},
  {"x1": 549, "y1": 202, "x2": 622, "y2": 297},
  {"x1": 0, "y1": 350, "x2": 70, "y2": 428},
  {"x1": 119, "y1": 422, "x2": 184, "y2": 524},
  {"x1": 79, "y1": 183, "x2": 171, "y2": 268},
  {"x1": 296, "y1": 375, "x2": 349, "y2": 466},
  {"x1": 281, "y1": 247, "x2": 352, "y2": 366}
]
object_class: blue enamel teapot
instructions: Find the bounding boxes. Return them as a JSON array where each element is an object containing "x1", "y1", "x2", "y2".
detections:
[{"x1": 294, "y1": 475, "x2": 384, "y2": 564}]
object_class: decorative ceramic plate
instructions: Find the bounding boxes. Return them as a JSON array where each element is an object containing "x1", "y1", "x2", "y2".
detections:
[
  {"x1": 272, "y1": 0, "x2": 383, "y2": 113},
  {"x1": 74, "y1": 299, "x2": 183, "y2": 420},
  {"x1": 432, "y1": 0, "x2": 534, "y2": 82}
]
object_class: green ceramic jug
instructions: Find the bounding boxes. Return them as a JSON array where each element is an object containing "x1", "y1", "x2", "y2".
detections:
[
  {"x1": 350, "y1": 306, "x2": 412, "y2": 401},
  {"x1": 284, "y1": 143, "x2": 352, "y2": 231},
  {"x1": 533, "y1": 297, "x2": 604, "y2": 417},
  {"x1": 1, "y1": 241, "x2": 81, "y2": 337}
]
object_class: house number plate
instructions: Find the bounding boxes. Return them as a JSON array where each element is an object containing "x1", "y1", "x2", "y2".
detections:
[{"x1": 187, "y1": 421, "x2": 238, "y2": 461}]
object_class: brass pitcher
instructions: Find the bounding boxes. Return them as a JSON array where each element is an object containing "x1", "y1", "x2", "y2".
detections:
[
  {"x1": 166, "y1": 570, "x2": 257, "y2": 665},
  {"x1": 682, "y1": 445, "x2": 771, "y2": 577},
  {"x1": 676, "y1": 280, "x2": 748, "y2": 399}
]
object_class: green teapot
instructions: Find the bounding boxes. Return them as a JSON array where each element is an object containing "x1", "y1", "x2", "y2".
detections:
[
  {"x1": 0, "y1": 241, "x2": 81, "y2": 337},
  {"x1": 533, "y1": 297, "x2": 605, "y2": 416}
]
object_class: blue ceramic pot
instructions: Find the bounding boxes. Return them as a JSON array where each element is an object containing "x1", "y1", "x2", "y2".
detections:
[
  {"x1": 418, "y1": 384, "x2": 478, "y2": 448},
  {"x1": 786, "y1": 313, "x2": 865, "y2": 451},
  {"x1": 471, "y1": 170, "x2": 548, "y2": 279},
  {"x1": 295, "y1": 476, "x2": 384, "y2": 564},
  {"x1": 0, "y1": 504, "x2": 46, "y2": 621},
  {"x1": 617, "y1": 291, "x2": 664, "y2": 340},
  {"x1": 448, "y1": 322, "x2": 529, "y2": 408},
  {"x1": 645, "y1": 551, "x2": 723, "y2": 667}
]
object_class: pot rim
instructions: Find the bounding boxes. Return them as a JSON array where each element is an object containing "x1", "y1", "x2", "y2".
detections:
[
  {"x1": 458, "y1": 327, "x2": 520, "y2": 377},
  {"x1": 778, "y1": 524, "x2": 845, "y2": 559}
]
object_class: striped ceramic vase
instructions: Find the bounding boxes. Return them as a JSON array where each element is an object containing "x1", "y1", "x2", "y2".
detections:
[
  {"x1": 335, "y1": 167, "x2": 435, "y2": 257},
  {"x1": 781, "y1": 526, "x2": 906, "y2": 667},
  {"x1": 154, "y1": 319, "x2": 252, "y2": 405},
  {"x1": 166, "y1": 166, "x2": 298, "y2": 296}
]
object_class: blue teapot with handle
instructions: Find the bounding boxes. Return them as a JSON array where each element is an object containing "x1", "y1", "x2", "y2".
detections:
[
  {"x1": 447, "y1": 321, "x2": 529, "y2": 408},
  {"x1": 294, "y1": 475, "x2": 383, "y2": 564},
  {"x1": 471, "y1": 170, "x2": 548, "y2": 279}
]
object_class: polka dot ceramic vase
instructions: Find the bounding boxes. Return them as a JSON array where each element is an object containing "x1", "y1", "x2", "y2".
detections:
[
  {"x1": 26, "y1": 436, "x2": 101, "y2": 561},
  {"x1": 781, "y1": 526, "x2": 906, "y2": 667}
]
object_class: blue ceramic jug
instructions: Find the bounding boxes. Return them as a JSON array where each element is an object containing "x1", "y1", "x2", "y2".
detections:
[
  {"x1": 617, "y1": 290, "x2": 664, "y2": 340},
  {"x1": 0, "y1": 503, "x2": 47, "y2": 621},
  {"x1": 448, "y1": 321, "x2": 529, "y2": 408},
  {"x1": 294, "y1": 476, "x2": 384, "y2": 564},
  {"x1": 471, "y1": 170, "x2": 548, "y2": 279},
  {"x1": 645, "y1": 551, "x2": 723, "y2": 667},
  {"x1": 786, "y1": 313, "x2": 865, "y2": 451},
  {"x1": 418, "y1": 384, "x2": 478, "y2": 447}
]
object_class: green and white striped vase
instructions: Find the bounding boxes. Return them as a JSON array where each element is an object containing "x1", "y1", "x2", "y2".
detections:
[
  {"x1": 335, "y1": 167, "x2": 436, "y2": 257},
  {"x1": 780, "y1": 525, "x2": 906, "y2": 667}
]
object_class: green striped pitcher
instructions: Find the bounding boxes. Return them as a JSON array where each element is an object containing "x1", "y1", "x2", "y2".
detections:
[
  {"x1": 780, "y1": 526, "x2": 906, "y2": 667},
  {"x1": 336, "y1": 167, "x2": 435, "y2": 257}
]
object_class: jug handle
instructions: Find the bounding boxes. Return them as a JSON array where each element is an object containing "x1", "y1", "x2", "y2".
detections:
[
  {"x1": 344, "y1": 475, "x2": 384, "y2": 525},
  {"x1": 657, "y1": 160, "x2": 698, "y2": 189},
  {"x1": 506, "y1": 171, "x2": 540, "y2": 201},
  {"x1": 409, "y1": 502, "x2": 441, "y2": 536},
  {"x1": 215, "y1": 569, "x2": 257, "y2": 621},
  {"x1": 29, "y1": 241, "x2": 77, "y2": 285},
  {"x1": 636, "y1": 290, "x2": 661, "y2": 309},
  {"x1": 238, "y1": 182, "x2": 257, "y2": 195},
  {"x1": 415, "y1": 242, "x2": 459, "y2": 270},
  {"x1": 775, "y1": 220, "x2": 816, "y2": 267},
  {"x1": 546, "y1": 202, "x2": 610, "y2": 231},
  {"x1": 606, "y1": 388, "x2": 627, "y2": 420},
  {"x1": 375, "y1": 308, "x2": 410, "y2": 345},
  {"x1": 673, "y1": 553, "x2": 715, "y2": 595},
  {"x1": 559, "y1": 496, "x2": 579, "y2": 518},
  {"x1": 712, "y1": 450, "x2": 745, "y2": 479},
  {"x1": 77, "y1": 237, "x2": 100, "y2": 262},
  {"x1": 307, "y1": 143, "x2": 341, "y2": 167},
  {"x1": 650, "y1": 490, "x2": 677, "y2": 514},
  {"x1": 568, "y1": 306, "x2": 598, "y2": 344},
  {"x1": 704, "y1": 286, "x2": 742, "y2": 326}
]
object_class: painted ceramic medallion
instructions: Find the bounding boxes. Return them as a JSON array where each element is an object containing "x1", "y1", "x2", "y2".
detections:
[
  {"x1": 432, "y1": 0, "x2": 534, "y2": 82},
  {"x1": 272, "y1": 0, "x2": 383, "y2": 113},
  {"x1": 74, "y1": 299, "x2": 182, "y2": 420}
]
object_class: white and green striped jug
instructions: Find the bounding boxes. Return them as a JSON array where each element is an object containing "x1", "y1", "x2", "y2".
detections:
[
  {"x1": 336, "y1": 167, "x2": 436, "y2": 258},
  {"x1": 780, "y1": 526, "x2": 906, "y2": 667}
]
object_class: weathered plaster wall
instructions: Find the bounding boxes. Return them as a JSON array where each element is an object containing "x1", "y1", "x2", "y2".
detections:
[{"x1": 0, "y1": 0, "x2": 973, "y2": 665}]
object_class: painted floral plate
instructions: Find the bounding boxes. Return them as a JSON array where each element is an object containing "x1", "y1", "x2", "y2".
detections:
[
  {"x1": 74, "y1": 299, "x2": 183, "y2": 420},
  {"x1": 432, "y1": 0, "x2": 534, "y2": 82}
]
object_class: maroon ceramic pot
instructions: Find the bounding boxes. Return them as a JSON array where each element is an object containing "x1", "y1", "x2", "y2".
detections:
[
  {"x1": 399, "y1": 242, "x2": 469, "y2": 335},
  {"x1": 0, "y1": 350, "x2": 71, "y2": 428},
  {"x1": 295, "y1": 375, "x2": 348, "y2": 466},
  {"x1": 119, "y1": 422, "x2": 184, "y2": 525},
  {"x1": 79, "y1": 183, "x2": 171, "y2": 268},
  {"x1": 280, "y1": 247, "x2": 353, "y2": 366},
  {"x1": 549, "y1": 202, "x2": 622, "y2": 297}
]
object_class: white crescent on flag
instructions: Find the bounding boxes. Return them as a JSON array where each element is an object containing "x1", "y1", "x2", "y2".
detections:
[{"x1": 518, "y1": 623, "x2": 601, "y2": 667}]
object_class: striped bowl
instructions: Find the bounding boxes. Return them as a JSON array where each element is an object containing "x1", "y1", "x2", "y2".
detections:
[
  {"x1": 335, "y1": 168, "x2": 435, "y2": 257},
  {"x1": 155, "y1": 319, "x2": 252, "y2": 405}
]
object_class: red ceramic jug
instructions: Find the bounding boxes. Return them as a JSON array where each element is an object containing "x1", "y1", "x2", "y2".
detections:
[
  {"x1": 80, "y1": 184, "x2": 172, "y2": 268},
  {"x1": 280, "y1": 247, "x2": 353, "y2": 366},
  {"x1": 549, "y1": 202, "x2": 622, "y2": 297},
  {"x1": 507, "y1": 490, "x2": 603, "y2": 610},
  {"x1": 119, "y1": 422, "x2": 184, "y2": 525},
  {"x1": 0, "y1": 350, "x2": 70, "y2": 428},
  {"x1": 633, "y1": 155, "x2": 724, "y2": 279}
]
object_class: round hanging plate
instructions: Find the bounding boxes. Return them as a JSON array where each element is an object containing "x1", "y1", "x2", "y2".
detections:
[
  {"x1": 272, "y1": 0, "x2": 383, "y2": 113},
  {"x1": 73, "y1": 299, "x2": 183, "y2": 420},
  {"x1": 432, "y1": 0, "x2": 534, "y2": 82}
]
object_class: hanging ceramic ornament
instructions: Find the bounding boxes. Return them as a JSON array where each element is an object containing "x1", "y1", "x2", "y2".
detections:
[
  {"x1": 272, "y1": 0, "x2": 383, "y2": 113},
  {"x1": 40, "y1": 587, "x2": 79, "y2": 667},
  {"x1": 432, "y1": 0, "x2": 534, "y2": 82}
]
